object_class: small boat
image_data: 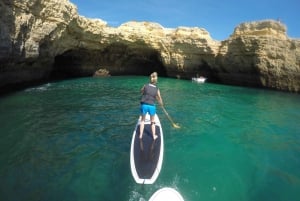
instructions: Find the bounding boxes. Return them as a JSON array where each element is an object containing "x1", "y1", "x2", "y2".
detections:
[{"x1": 192, "y1": 76, "x2": 207, "y2": 83}]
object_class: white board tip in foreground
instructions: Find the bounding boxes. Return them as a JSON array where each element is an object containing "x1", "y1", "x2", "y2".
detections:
[{"x1": 149, "y1": 187, "x2": 184, "y2": 201}]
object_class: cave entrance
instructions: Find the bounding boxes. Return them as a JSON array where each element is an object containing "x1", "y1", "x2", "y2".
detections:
[{"x1": 52, "y1": 44, "x2": 167, "y2": 79}]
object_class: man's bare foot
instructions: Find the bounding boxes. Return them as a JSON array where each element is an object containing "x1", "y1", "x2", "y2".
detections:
[{"x1": 153, "y1": 135, "x2": 158, "y2": 140}]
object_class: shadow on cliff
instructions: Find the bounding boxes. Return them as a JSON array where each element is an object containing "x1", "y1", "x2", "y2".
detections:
[
  {"x1": 52, "y1": 42, "x2": 167, "y2": 78},
  {"x1": 0, "y1": 0, "x2": 49, "y2": 94},
  {"x1": 0, "y1": 0, "x2": 16, "y2": 67},
  {"x1": 0, "y1": 0, "x2": 27, "y2": 94},
  {"x1": 175, "y1": 48, "x2": 216, "y2": 81},
  {"x1": 214, "y1": 37, "x2": 262, "y2": 88}
]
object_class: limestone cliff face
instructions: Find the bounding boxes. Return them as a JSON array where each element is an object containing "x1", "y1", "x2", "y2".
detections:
[
  {"x1": 1, "y1": 0, "x2": 300, "y2": 93},
  {"x1": 0, "y1": 0, "x2": 77, "y2": 87},
  {"x1": 216, "y1": 21, "x2": 300, "y2": 92}
]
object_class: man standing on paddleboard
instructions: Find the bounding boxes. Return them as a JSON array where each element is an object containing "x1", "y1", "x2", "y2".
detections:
[{"x1": 139, "y1": 72, "x2": 164, "y2": 140}]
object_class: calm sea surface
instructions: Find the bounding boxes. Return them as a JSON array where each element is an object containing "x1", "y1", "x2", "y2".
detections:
[{"x1": 0, "y1": 76, "x2": 299, "y2": 201}]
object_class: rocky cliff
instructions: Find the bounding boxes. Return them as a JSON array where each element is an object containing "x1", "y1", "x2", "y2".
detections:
[
  {"x1": 216, "y1": 21, "x2": 300, "y2": 92},
  {"x1": 1, "y1": 0, "x2": 300, "y2": 93}
]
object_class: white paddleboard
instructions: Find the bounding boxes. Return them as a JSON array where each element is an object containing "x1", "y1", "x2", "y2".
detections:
[
  {"x1": 130, "y1": 114, "x2": 164, "y2": 184},
  {"x1": 149, "y1": 187, "x2": 184, "y2": 201}
]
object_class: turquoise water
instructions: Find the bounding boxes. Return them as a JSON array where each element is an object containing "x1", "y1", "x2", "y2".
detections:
[{"x1": 0, "y1": 76, "x2": 299, "y2": 201}]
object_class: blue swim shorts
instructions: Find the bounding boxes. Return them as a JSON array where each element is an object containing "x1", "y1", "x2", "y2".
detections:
[{"x1": 140, "y1": 103, "x2": 156, "y2": 116}]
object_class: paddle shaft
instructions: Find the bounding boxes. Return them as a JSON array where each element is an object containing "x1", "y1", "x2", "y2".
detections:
[{"x1": 161, "y1": 106, "x2": 180, "y2": 128}]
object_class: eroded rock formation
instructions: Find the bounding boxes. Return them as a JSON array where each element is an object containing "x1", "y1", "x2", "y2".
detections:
[
  {"x1": 216, "y1": 21, "x2": 300, "y2": 92},
  {"x1": 1, "y1": 0, "x2": 299, "y2": 93}
]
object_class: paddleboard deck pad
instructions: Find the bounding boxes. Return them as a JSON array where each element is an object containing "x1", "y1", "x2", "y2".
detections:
[
  {"x1": 149, "y1": 187, "x2": 184, "y2": 201},
  {"x1": 130, "y1": 114, "x2": 164, "y2": 184}
]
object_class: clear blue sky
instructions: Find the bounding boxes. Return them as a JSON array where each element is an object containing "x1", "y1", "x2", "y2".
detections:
[{"x1": 69, "y1": 0, "x2": 300, "y2": 41}]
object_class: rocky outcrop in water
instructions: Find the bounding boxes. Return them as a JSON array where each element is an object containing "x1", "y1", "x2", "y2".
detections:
[{"x1": 1, "y1": 0, "x2": 300, "y2": 93}]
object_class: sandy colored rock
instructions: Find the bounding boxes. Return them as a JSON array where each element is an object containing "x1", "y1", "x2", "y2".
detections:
[{"x1": 0, "y1": 0, "x2": 299, "y2": 93}]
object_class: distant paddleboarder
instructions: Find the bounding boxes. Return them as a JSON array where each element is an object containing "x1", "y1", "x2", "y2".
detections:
[{"x1": 139, "y1": 72, "x2": 164, "y2": 140}]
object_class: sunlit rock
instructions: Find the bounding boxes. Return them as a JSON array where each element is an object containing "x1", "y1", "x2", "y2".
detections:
[{"x1": 0, "y1": 0, "x2": 299, "y2": 92}]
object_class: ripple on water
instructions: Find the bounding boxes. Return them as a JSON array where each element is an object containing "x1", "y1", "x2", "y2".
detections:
[{"x1": 0, "y1": 77, "x2": 299, "y2": 201}]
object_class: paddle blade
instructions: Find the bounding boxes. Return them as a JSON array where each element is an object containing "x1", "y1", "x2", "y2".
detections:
[
  {"x1": 162, "y1": 106, "x2": 180, "y2": 129},
  {"x1": 173, "y1": 123, "x2": 180, "y2": 129}
]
